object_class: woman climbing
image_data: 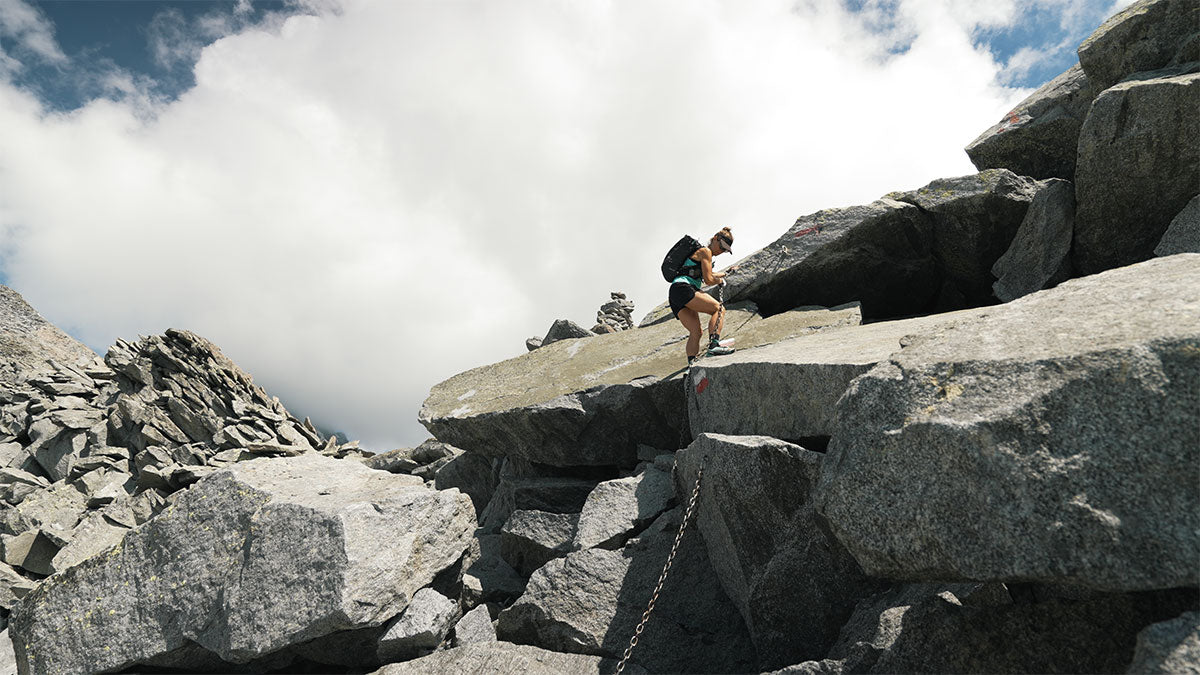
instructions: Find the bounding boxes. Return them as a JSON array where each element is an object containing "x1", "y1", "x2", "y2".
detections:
[{"x1": 668, "y1": 227, "x2": 738, "y2": 364}]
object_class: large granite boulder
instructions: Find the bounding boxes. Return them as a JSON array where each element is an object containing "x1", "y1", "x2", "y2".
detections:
[
  {"x1": 1077, "y1": 0, "x2": 1200, "y2": 92},
  {"x1": 675, "y1": 434, "x2": 884, "y2": 670},
  {"x1": 421, "y1": 304, "x2": 861, "y2": 467},
  {"x1": 965, "y1": 65, "x2": 1094, "y2": 181},
  {"x1": 887, "y1": 169, "x2": 1043, "y2": 306},
  {"x1": 991, "y1": 178, "x2": 1075, "y2": 301},
  {"x1": 1155, "y1": 195, "x2": 1200, "y2": 256},
  {"x1": 687, "y1": 307, "x2": 987, "y2": 442},
  {"x1": 541, "y1": 320, "x2": 595, "y2": 347},
  {"x1": 572, "y1": 466, "x2": 674, "y2": 551},
  {"x1": 10, "y1": 454, "x2": 476, "y2": 674},
  {"x1": 1073, "y1": 67, "x2": 1200, "y2": 275},
  {"x1": 496, "y1": 507, "x2": 757, "y2": 673},
  {"x1": 815, "y1": 255, "x2": 1200, "y2": 591},
  {"x1": 500, "y1": 510, "x2": 578, "y2": 576},
  {"x1": 723, "y1": 200, "x2": 936, "y2": 319},
  {"x1": 371, "y1": 641, "x2": 621, "y2": 674}
]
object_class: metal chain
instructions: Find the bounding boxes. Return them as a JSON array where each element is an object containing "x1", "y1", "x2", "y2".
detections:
[{"x1": 614, "y1": 463, "x2": 705, "y2": 674}]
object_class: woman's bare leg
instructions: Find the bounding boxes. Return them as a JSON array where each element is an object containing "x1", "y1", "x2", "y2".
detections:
[
  {"x1": 685, "y1": 292, "x2": 725, "y2": 339},
  {"x1": 677, "y1": 308, "x2": 703, "y2": 358}
]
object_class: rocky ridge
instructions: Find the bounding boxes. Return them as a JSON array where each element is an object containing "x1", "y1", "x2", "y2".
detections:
[{"x1": 3, "y1": 1, "x2": 1198, "y2": 673}]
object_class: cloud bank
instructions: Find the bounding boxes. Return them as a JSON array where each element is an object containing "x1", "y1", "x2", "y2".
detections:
[{"x1": 0, "y1": 0, "x2": 1102, "y2": 448}]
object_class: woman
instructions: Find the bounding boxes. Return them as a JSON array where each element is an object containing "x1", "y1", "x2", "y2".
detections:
[{"x1": 668, "y1": 227, "x2": 738, "y2": 364}]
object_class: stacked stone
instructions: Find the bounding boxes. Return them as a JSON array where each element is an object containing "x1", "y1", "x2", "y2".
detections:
[{"x1": 590, "y1": 292, "x2": 635, "y2": 334}]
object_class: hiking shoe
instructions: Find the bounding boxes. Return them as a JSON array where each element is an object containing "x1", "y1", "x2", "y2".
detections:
[{"x1": 706, "y1": 344, "x2": 735, "y2": 357}]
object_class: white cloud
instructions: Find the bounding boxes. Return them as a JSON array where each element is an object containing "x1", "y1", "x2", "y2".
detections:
[
  {"x1": 0, "y1": 0, "x2": 1045, "y2": 449},
  {"x1": 0, "y1": 0, "x2": 66, "y2": 66}
]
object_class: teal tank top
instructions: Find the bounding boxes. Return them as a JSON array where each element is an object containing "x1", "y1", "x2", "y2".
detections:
[{"x1": 673, "y1": 258, "x2": 702, "y2": 289}]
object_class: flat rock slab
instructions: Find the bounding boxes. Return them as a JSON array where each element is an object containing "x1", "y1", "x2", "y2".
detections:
[
  {"x1": 377, "y1": 588, "x2": 459, "y2": 660},
  {"x1": 991, "y1": 178, "x2": 1075, "y2": 302},
  {"x1": 688, "y1": 307, "x2": 988, "y2": 442},
  {"x1": 815, "y1": 255, "x2": 1200, "y2": 591},
  {"x1": 11, "y1": 454, "x2": 475, "y2": 674},
  {"x1": 1073, "y1": 67, "x2": 1200, "y2": 275},
  {"x1": 724, "y1": 200, "x2": 936, "y2": 320},
  {"x1": 371, "y1": 641, "x2": 620, "y2": 674},
  {"x1": 888, "y1": 169, "x2": 1043, "y2": 305},
  {"x1": 497, "y1": 508, "x2": 757, "y2": 673},
  {"x1": 421, "y1": 304, "x2": 860, "y2": 467},
  {"x1": 500, "y1": 510, "x2": 578, "y2": 576},
  {"x1": 965, "y1": 64, "x2": 1094, "y2": 181},
  {"x1": 676, "y1": 434, "x2": 884, "y2": 670},
  {"x1": 1077, "y1": 0, "x2": 1199, "y2": 92}
]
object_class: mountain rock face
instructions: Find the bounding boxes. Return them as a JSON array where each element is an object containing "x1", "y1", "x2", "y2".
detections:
[
  {"x1": 11, "y1": 454, "x2": 475, "y2": 673},
  {"x1": 5, "y1": 3, "x2": 1199, "y2": 674},
  {"x1": 815, "y1": 255, "x2": 1199, "y2": 590}
]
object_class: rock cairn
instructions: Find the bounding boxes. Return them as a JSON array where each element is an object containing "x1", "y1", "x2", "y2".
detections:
[
  {"x1": 590, "y1": 292, "x2": 635, "y2": 334},
  {"x1": 526, "y1": 292, "x2": 635, "y2": 350}
]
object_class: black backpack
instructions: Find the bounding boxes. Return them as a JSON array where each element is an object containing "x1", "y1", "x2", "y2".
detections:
[{"x1": 661, "y1": 235, "x2": 703, "y2": 282}]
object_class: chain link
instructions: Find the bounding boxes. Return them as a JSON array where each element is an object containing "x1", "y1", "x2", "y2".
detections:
[{"x1": 614, "y1": 463, "x2": 705, "y2": 674}]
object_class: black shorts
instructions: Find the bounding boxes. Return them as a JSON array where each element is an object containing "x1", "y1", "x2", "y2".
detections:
[{"x1": 669, "y1": 282, "x2": 698, "y2": 318}]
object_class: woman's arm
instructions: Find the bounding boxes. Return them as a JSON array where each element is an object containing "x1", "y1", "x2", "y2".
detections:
[{"x1": 696, "y1": 248, "x2": 726, "y2": 285}]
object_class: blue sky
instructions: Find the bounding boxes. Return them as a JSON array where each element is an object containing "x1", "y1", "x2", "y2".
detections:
[{"x1": 0, "y1": 0, "x2": 1134, "y2": 448}]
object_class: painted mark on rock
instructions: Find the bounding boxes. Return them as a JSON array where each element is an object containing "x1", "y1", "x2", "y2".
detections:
[
  {"x1": 995, "y1": 110, "x2": 1032, "y2": 133},
  {"x1": 693, "y1": 368, "x2": 710, "y2": 395},
  {"x1": 794, "y1": 225, "x2": 824, "y2": 238}
]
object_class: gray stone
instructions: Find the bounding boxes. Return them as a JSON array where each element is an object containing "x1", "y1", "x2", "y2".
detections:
[
  {"x1": 1073, "y1": 68, "x2": 1200, "y2": 275},
  {"x1": 1128, "y1": 610, "x2": 1200, "y2": 673},
  {"x1": 525, "y1": 336, "x2": 543, "y2": 351},
  {"x1": 1078, "y1": 0, "x2": 1200, "y2": 92},
  {"x1": 0, "y1": 562, "x2": 35, "y2": 611},
  {"x1": 461, "y1": 535, "x2": 526, "y2": 608},
  {"x1": 1, "y1": 530, "x2": 58, "y2": 575},
  {"x1": 371, "y1": 641, "x2": 619, "y2": 675},
  {"x1": 815, "y1": 255, "x2": 1200, "y2": 590},
  {"x1": 366, "y1": 447, "x2": 420, "y2": 474},
  {"x1": 479, "y1": 469, "x2": 598, "y2": 534},
  {"x1": 0, "y1": 629, "x2": 16, "y2": 675},
  {"x1": 421, "y1": 304, "x2": 861, "y2": 467},
  {"x1": 992, "y1": 178, "x2": 1075, "y2": 301},
  {"x1": 11, "y1": 454, "x2": 475, "y2": 673},
  {"x1": 724, "y1": 199, "x2": 936, "y2": 319},
  {"x1": 453, "y1": 604, "x2": 496, "y2": 647},
  {"x1": 49, "y1": 508, "x2": 131, "y2": 572},
  {"x1": 888, "y1": 170, "x2": 1043, "y2": 305},
  {"x1": 966, "y1": 65, "x2": 1095, "y2": 180},
  {"x1": 500, "y1": 510, "x2": 578, "y2": 576},
  {"x1": 572, "y1": 467, "x2": 674, "y2": 550},
  {"x1": 541, "y1": 319, "x2": 595, "y2": 347},
  {"x1": 377, "y1": 588, "x2": 460, "y2": 660},
  {"x1": 687, "y1": 307, "x2": 988, "y2": 442},
  {"x1": 25, "y1": 417, "x2": 84, "y2": 483},
  {"x1": 2, "y1": 480, "x2": 88, "y2": 545},
  {"x1": 1156, "y1": 196, "x2": 1200, "y2": 256},
  {"x1": 675, "y1": 434, "x2": 884, "y2": 669},
  {"x1": 496, "y1": 508, "x2": 756, "y2": 673},
  {"x1": 434, "y1": 451, "x2": 499, "y2": 516}
]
